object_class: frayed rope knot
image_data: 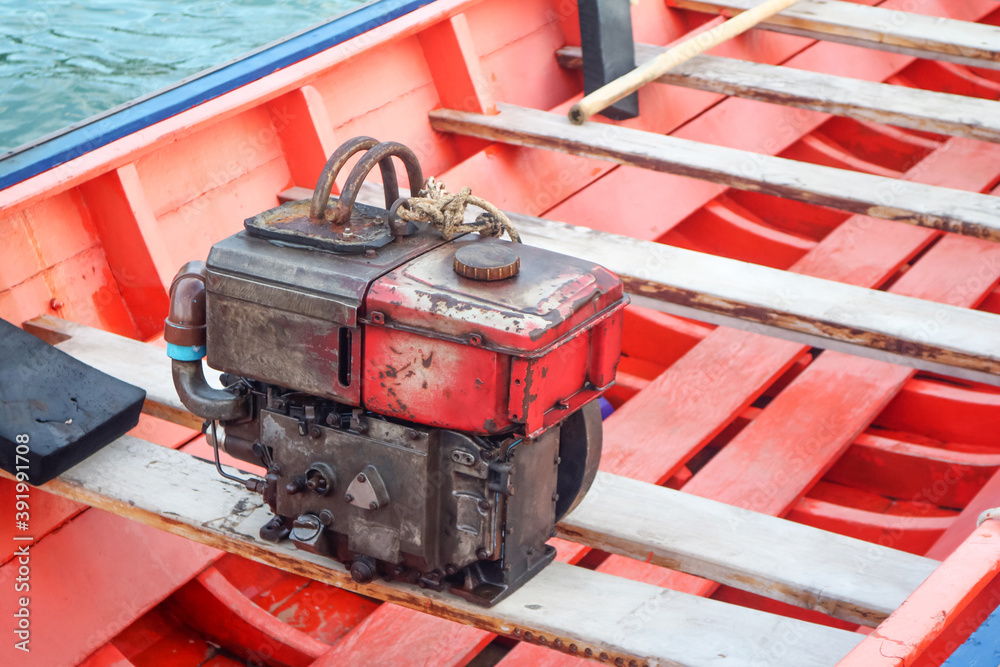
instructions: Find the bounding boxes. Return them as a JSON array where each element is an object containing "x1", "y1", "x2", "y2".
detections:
[{"x1": 396, "y1": 177, "x2": 521, "y2": 243}]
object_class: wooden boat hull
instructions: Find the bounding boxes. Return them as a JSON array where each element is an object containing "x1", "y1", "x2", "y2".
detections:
[{"x1": 2, "y1": 0, "x2": 1000, "y2": 665}]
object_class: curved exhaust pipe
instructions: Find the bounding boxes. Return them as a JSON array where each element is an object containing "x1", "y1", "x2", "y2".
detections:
[{"x1": 164, "y1": 261, "x2": 248, "y2": 421}]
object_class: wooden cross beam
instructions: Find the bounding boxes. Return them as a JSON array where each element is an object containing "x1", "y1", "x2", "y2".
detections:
[
  {"x1": 557, "y1": 45, "x2": 1000, "y2": 143},
  {"x1": 20, "y1": 316, "x2": 939, "y2": 632},
  {"x1": 670, "y1": 0, "x2": 1000, "y2": 70},
  {"x1": 429, "y1": 104, "x2": 1000, "y2": 244}
]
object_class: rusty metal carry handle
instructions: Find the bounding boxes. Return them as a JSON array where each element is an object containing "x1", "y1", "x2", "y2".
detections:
[{"x1": 310, "y1": 138, "x2": 424, "y2": 227}]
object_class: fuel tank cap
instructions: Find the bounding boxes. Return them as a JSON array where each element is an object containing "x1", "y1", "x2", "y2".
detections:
[{"x1": 453, "y1": 243, "x2": 520, "y2": 281}]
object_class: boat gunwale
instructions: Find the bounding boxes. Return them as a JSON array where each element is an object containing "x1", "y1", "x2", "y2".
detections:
[{"x1": 0, "y1": 0, "x2": 442, "y2": 193}]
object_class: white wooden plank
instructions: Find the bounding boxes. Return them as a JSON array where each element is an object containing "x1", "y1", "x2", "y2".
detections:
[
  {"x1": 556, "y1": 45, "x2": 1000, "y2": 143},
  {"x1": 6, "y1": 436, "x2": 864, "y2": 667},
  {"x1": 563, "y1": 474, "x2": 938, "y2": 627},
  {"x1": 671, "y1": 0, "x2": 1000, "y2": 70},
  {"x1": 24, "y1": 316, "x2": 937, "y2": 626},
  {"x1": 429, "y1": 104, "x2": 1000, "y2": 243}
]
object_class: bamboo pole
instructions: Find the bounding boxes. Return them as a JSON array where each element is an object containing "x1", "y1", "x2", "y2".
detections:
[{"x1": 568, "y1": 0, "x2": 802, "y2": 124}]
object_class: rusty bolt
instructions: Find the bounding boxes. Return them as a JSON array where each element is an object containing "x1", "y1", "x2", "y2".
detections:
[
  {"x1": 476, "y1": 548, "x2": 489, "y2": 560},
  {"x1": 445, "y1": 564, "x2": 458, "y2": 575},
  {"x1": 357, "y1": 473, "x2": 366, "y2": 483},
  {"x1": 513, "y1": 628, "x2": 523, "y2": 637},
  {"x1": 356, "y1": 421, "x2": 368, "y2": 434},
  {"x1": 554, "y1": 639, "x2": 564, "y2": 649},
  {"x1": 309, "y1": 424, "x2": 322, "y2": 439},
  {"x1": 629, "y1": 661, "x2": 639, "y2": 667},
  {"x1": 569, "y1": 644, "x2": 578, "y2": 653},
  {"x1": 369, "y1": 501, "x2": 378, "y2": 510},
  {"x1": 585, "y1": 648, "x2": 593, "y2": 657},
  {"x1": 371, "y1": 311, "x2": 385, "y2": 325},
  {"x1": 49, "y1": 298, "x2": 63, "y2": 310},
  {"x1": 468, "y1": 333, "x2": 483, "y2": 346},
  {"x1": 326, "y1": 413, "x2": 338, "y2": 426},
  {"x1": 286, "y1": 479, "x2": 304, "y2": 495},
  {"x1": 478, "y1": 499, "x2": 490, "y2": 511},
  {"x1": 407, "y1": 428, "x2": 420, "y2": 440},
  {"x1": 319, "y1": 510, "x2": 334, "y2": 526},
  {"x1": 345, "y1": 493, "x2": 355, "y2": 503},
  {"x1": 524, "y1": 631, "x2": 533, "y2": 641},
  {"x1": 615, "y1": 658, "x2": 625, "y2": 666},
  {"x1": 539, "y1": 636, "x2": 547, "y2": 645},
  {"x1": 349, "y1": 559, "x2": 375, "y2": 584},
  {"x1": 599, "y1": 653, "x2": 609, "y2": 662},
  {"x1": 365, "y1": 249, "x2": 377, "y2": 259}
]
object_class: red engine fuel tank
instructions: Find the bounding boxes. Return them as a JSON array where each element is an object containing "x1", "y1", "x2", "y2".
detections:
[{"x1": 363, "y1": 236, "x2": 626, "y2": 437}]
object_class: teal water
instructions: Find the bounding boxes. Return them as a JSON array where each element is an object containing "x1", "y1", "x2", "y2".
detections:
[{"x1": 0, "y1": 0, "x2": 366, "y2": 153}]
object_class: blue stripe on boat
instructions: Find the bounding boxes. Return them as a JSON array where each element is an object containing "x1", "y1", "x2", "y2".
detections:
[
  {"x1": 0, "y1": 0, "x2": 434, "y2": 191},
  {"x1": 943, "y1": 602, "x2": 1000, "y2": 666}
]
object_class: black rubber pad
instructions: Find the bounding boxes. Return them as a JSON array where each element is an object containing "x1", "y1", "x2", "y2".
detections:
[{"x1": 0, "y1": 319, "x2": 146, "y2": 485}]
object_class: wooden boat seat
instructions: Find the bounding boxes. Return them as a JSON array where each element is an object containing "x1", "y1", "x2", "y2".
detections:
[
  {"x1": 556, "y1": 45, "x2": 1000, "y2": 143},
  {"x1": 10, "y1": 315, "x2": 956, "y2": 666}
]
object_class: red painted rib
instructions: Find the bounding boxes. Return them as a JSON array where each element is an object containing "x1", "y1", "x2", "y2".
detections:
[{"x1": 166, "y1": 567, "x2": 329, "y2": 667}]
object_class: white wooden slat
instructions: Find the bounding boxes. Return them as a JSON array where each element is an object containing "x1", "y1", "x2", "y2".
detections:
[
  {"x1": 671, "y1": 0, "x2": 1000, "y2": 70},
  {"x1": 5, "y1": 435, "x2": 864, "y2": 667},
  {"x1": 564, "y1": 474, "x2": 937, "y2": 627},
  {"x1": 429, "y1": 104, "x2": 1000, "y2": 243},
  {"x1": 556, "y1": 45, "x2": 1000, "y2": 143},
  {"x1": 23, "y1": 315, "x2": 938, "y2": 626}
]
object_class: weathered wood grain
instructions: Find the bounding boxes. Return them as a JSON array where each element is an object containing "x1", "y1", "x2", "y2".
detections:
[
  {"x1": 3, "y1": 436, "x2": 863, "y2": 667},
  {"x1": 670, "y1": 0, "x2": 1000, "y2": 70},
  {"x1": 559, "y1": 473, "x2": 937, "y2": 626},
  {"x1": 558, "y1": 45, "x2": 1000, "y2": 143},
  {"x1": 429, "y1": 104, "x2": 1000, "y2": 243},
  {"x1": 24, "y1": 316, "x2": 938, "y2": 627}
]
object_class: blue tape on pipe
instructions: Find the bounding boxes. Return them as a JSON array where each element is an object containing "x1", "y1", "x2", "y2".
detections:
[{"x1": 167, "y1": 343, "x2": 206, "y2": 361}]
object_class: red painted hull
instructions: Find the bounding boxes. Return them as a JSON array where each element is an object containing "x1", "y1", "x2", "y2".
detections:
[{"x1": 3, "y1": 0, "x2": 1000, "y2": 665}]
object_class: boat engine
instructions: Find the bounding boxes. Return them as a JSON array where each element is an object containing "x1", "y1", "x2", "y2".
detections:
[{"x1": 164, "y1": 138, "x2": 626, "y2": 605}]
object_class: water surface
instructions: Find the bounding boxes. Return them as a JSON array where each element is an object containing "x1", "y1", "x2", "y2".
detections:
[{"x1": 0, "y1": 0, "x2": 366, "y2": 152}]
